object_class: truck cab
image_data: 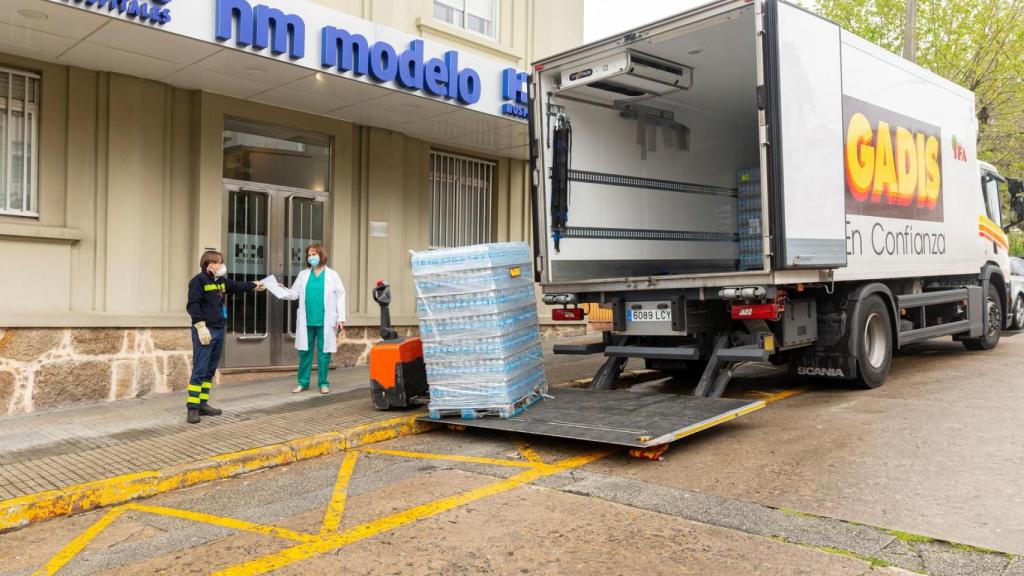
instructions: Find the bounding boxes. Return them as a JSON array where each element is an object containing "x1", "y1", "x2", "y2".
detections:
[{"x1": 978, "y1": 161, "x2": 1022, "y2": 331}]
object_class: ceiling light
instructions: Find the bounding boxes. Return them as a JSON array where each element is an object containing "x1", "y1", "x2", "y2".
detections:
[
  {"x1": 18, "y1": 9, "x2": 49, "y2": 20},
  {"x1": 401, "y1": 103, "x2": 422, "y2": 111},
  {"x1": 243, "y1": 66, "x2": 264, "y2": 73}
]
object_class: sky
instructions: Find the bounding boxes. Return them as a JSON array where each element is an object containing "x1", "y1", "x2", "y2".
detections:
[{"x1": 583, "y1": 0, "x2": 708, "y2": 42}]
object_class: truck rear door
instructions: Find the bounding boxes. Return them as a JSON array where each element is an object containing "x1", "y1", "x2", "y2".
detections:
[{"x1": 761, "y1": 0, "x2": 848, "y2": 269}]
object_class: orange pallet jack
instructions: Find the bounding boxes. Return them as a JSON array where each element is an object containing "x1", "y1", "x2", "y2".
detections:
[{"x1": 368, "y1": 281, "x2": 428, "y2": 409}]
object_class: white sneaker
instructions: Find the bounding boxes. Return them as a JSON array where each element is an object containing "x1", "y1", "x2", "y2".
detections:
[{"x1": 292, "y1": 386, "x2": 307, "y2": 393}]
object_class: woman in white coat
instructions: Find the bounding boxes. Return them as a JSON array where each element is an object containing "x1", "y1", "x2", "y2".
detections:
[{"x1": 278, "y1": 244, "x2": 346, "y2": 394}]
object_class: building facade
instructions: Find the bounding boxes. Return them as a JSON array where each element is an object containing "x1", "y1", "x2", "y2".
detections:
[{"x1": 0, "y1": 0, "x2": 584, "y2": 415}]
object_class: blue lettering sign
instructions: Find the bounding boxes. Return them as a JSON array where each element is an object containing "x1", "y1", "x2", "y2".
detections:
[
  {"x1": 216, "y1": 0, "x2": 304, "y2": 59},
  {"x1": 254, "y1": 5, "x2": 305, "y2": 58},
  {"x1": 424, "y1": 58, "x2": 447, "y2": 97},
  {"x1": 67, "y1": 0, "x2": 172, "y2": 25},
  {"x1": 398, "y1": 40, "x2": 424, "y2": 89},
  {"x1": 321, "y1": 27, "x2": 370, "y2": 75},
  {"x1": 320, "y1": 32, "x2": 480, "y2": 105},
  {"x1": 369, "y1": 42, "x2": 399, "y2": 82},
  {"x1": 501, "y1": 68, "x2": 529, "y2": 118}
]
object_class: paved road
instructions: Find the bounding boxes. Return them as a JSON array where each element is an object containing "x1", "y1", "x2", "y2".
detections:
[{"x1": 3, "y1": 331, "x2": 1023, "y2": 575}]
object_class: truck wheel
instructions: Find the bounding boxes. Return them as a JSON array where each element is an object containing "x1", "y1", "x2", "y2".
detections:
[
  {"x1": 963, "y1": 284, "x2": 1003, "y2": 350},
  {"x1": 1011, "y1": 294, "x2": 1024, "y2": 331},
  {"x1": 854, "y1": 295, "x2": 892, "y2": 389}
]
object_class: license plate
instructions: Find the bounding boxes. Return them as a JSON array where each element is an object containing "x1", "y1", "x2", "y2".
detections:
[{"x1": 628, "y1": 309, "x2": 671, "y2": 322}]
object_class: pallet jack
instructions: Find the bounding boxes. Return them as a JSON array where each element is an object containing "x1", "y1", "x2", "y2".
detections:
[{"x1": 368, "y1": 281, "x2": 428, "y2": 409}]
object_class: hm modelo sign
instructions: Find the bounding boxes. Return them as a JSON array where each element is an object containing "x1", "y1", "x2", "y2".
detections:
[{"x1": 844, "y1": 96, "x2": 943, "y2": 222}]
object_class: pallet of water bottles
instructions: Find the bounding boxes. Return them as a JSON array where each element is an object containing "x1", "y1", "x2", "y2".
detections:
[
  {"x1": 411, "y1": 242, "x2": 548, "y2": 419},
  {"x1": 736, "y1": 168, "x2": 764, "y2": 271},
  {"x1": 426, "y1": 364, "x2": 547, "y2": 420}
]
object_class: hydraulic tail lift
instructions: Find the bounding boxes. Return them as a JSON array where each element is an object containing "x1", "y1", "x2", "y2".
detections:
[
  {"x1": 370, "y1": 279, "x2": 765, "y2": 452},
  {"x1": 418, "y1": 329, "x2": 766, "y2": 453}
]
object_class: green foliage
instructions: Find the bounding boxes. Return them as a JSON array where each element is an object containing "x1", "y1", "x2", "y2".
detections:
[
  {"x1": 887, "y1": 529, "x2": 936, "y2": 543},
  {"x1": 802, "y1": 0, "x2": 1024, "y2": 179},
  {"x1": 1009, "y1": 229, "x2": 1024, "y2": 256}
]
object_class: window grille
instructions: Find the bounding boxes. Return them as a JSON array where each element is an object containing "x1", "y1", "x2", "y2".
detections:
[{"x1": 429, "y1": 151, "x2": 497, "y2": 248}]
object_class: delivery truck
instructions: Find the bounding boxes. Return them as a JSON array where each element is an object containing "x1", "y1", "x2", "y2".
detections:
[{"x1": 424, "y1": 0, "x2": 1024, "y2": 450}]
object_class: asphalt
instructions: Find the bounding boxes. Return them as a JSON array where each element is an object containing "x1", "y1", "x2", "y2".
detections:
[
  {"x1": 3, "y1": 330, "x2": 1024, "y2": 575},
  {"x1": 587, "y1": 331, "x2": 1024, "y2": 555}
]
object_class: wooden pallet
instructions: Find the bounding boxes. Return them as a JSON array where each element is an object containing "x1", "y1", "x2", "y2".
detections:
[{"x1": 428, "y1": 388, "x2": 545, "y2": 420}]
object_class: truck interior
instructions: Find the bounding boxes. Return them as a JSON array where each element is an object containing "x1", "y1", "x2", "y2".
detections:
[{"x1": 539, "y1": 4, "x2": 764, "y2": 281}]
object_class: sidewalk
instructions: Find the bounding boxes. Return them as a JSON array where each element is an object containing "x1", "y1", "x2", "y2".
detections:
[{"x1": 0, "y1": 338, "x2": 608, "y2": 521}]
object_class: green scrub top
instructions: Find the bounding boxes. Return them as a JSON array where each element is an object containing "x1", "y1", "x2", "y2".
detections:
[{"x1": 305, "y1": 269, "x2": 326, "y2": 327}]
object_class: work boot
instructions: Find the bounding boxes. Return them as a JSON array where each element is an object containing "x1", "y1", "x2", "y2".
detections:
[
  {"x1": 198, "y1": 404, "x2": 222, "y2": 416},
  {"x1": 187, "y1": 408, "x2": 201, "y2": 424}
]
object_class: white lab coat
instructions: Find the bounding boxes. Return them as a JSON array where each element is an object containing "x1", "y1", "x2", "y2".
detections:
[{"x1": 279, "y1": 266, "x2": 346, "y2": 353}]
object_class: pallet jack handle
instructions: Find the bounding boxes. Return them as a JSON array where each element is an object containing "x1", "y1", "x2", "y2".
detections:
[{"x1": 372, "y1": 280, "x2": 399, "y2": 341}]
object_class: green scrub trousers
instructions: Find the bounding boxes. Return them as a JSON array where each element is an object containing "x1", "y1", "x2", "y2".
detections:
[{"x1": 298, "y1": 270, "x2": 331, "y2": 389}]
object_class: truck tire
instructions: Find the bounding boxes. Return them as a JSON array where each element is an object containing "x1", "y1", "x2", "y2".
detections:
[
  {"x1": 963, "y1": 283, "x2": 1003, "y2": 350},
  {"x1": 1011, "y1": 294, "x2": 1024, "y2": 331},
  {"x1": 853, "y1": 295, "x2": 892, "y2": 389}
]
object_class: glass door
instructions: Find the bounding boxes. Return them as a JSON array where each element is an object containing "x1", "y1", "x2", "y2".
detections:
[
  {"x1": 222, "y1": 182, "x2": 329, "y2": 368},
  {"x1": 280, "y1": 194, "x2": 326, "y2": 367},
  {"x1": 224, "y1": 185, "x2": 272, "y2": 367}
]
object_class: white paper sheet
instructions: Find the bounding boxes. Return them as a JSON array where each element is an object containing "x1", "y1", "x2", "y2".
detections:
[{"x1": 259, "y1": 274, "x2": 292, "y2": 299}]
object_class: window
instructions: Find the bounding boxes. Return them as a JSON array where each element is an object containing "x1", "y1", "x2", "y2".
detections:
[
  {"x1": 223, "y1": 117, "x2": 331, "y2": 192},
  {"x1": 429, "y1": 151, "x2": 496, "y2": 248},
  {"x1": 433, "y1": 0, "x2": 497, "y2": 39},
  {"x1": 0, "y1": 68, "x2": 40, "y2": 217},
  {"x1": 1011, "y1": 257, "x2": 1024, "y2": 277},
  {"x1": 982, "y1": 173, "x2": 1003, "y2": 226}
]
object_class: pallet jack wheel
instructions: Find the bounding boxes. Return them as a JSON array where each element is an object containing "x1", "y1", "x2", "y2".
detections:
[{"x1": 370, "y1": 380, "x2": 391, "y2": 410}]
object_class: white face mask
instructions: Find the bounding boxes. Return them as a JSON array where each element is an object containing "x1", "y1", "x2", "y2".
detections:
[{"x1": 213, "y1": 265, "x2": 228, "y2": 278}]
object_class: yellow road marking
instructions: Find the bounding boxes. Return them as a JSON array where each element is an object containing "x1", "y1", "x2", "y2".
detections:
[
  {"x1": 763, "y1": 387, "x2": 809, "y2": 404},
  {"x1": 320, "y1": 450, "x2": 361, "y2": 535},
  {"x1": 124, "y1": 503, "x2": 319, "y2": 543},
  {"x1": 30, "y1": 383, "x2": 806, "y2": 574},
  {"x1": 510, "y1": 435, "x2": 546, "y2": 464},
  {"x1": 737, "y1": 386, "x2": 809, "y2": 404},
  {"x1": 363, "y1": 448, "x2": 538, "y2": 469},
  {"x1": 212, "y1": 450, "x2": 613, "y2": 576},
  {"x1": 33, "y1": 507, "x2": 126, "y2": 576}
]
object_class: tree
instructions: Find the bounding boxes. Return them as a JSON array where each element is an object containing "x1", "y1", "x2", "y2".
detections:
[{"x1": 804, "y1": 0, "x2": 1024, "y2": 180}]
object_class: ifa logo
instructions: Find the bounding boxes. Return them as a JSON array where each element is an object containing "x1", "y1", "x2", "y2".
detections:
[{"x1": 952, "y1": 135, "x2": 967, "y2": 162}]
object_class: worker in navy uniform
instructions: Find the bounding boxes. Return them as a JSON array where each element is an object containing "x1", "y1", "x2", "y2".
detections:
[{"x1": 185, "y1": 250, "x2": 265, "y2": 424}]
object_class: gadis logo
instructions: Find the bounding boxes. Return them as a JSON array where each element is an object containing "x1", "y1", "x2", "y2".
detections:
[{"x1": 843, "y1": 96, "x2": 944, "y2": 222}]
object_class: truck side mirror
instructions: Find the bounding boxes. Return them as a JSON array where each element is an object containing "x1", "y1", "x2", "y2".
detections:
[
  {"x1": 1009, "y1": 178, "x2": 1024, "y2": 198},
  {"x1": 1011, "y1": 196, "x2": 1024, "y2": 226}
]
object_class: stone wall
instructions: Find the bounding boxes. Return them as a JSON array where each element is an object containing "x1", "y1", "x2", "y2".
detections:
[
  {"x1": 0, "y1": 328, "x2": 194, "y2": 416},
  {"x1": 0, "y1": 327, "x2": 385, "y2": 416},
  {"x1": 0, "y1": 323, "x2": 586, "y2": 416}
]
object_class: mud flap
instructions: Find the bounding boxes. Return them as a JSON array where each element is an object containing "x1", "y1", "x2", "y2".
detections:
[{"x1": 419, "y1": 388, "x2": 764, "y2": 448}]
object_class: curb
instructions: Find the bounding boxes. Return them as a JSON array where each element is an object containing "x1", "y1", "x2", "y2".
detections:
[{"x1": 0, "y1": 413, "x2": 435, "y2": 534}]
